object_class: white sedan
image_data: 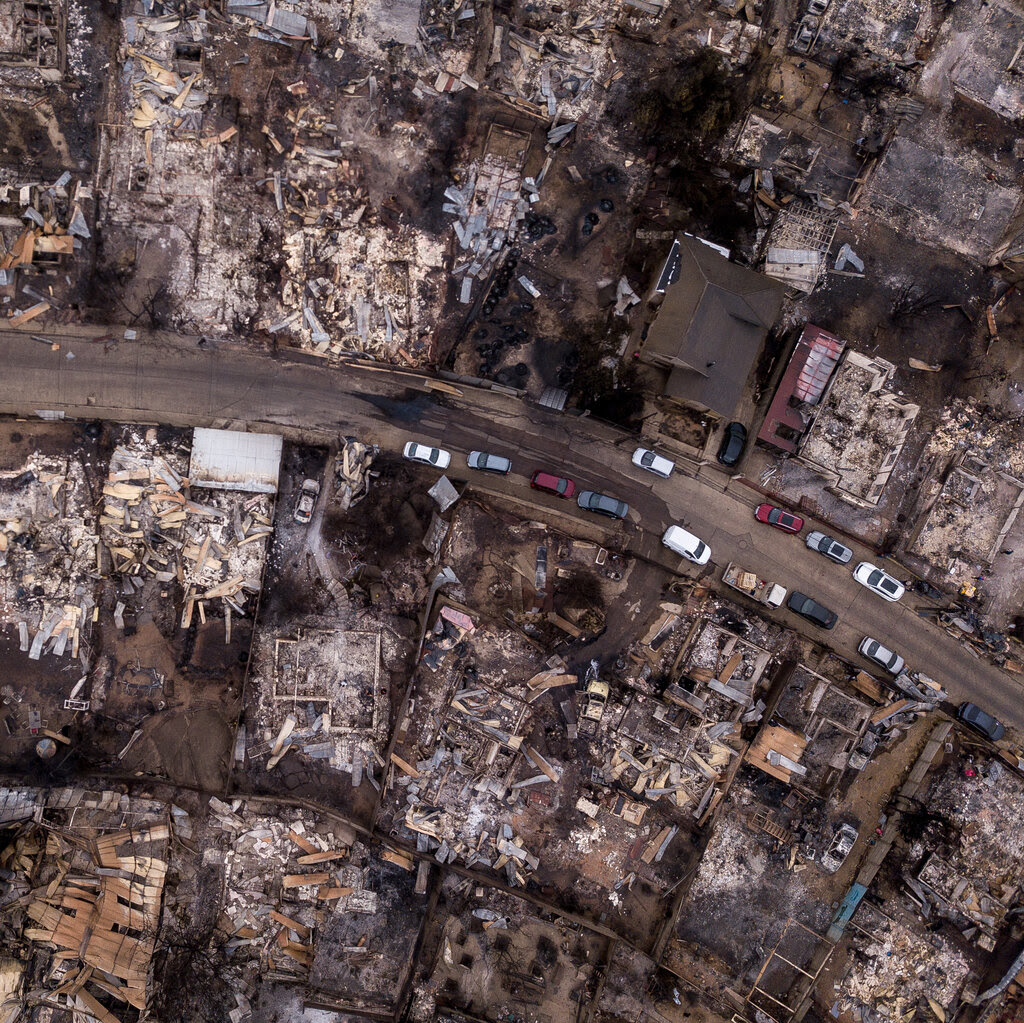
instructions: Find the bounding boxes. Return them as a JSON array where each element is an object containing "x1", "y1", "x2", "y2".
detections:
[
  {"x1": 853, "y1": 561, "x2": 905, "y2": 602},
  {"x1": 632, "y1": 447, "x2": 675, "y2": 478},
  {"x1": 403, "y1": 441, "x2": 451, "y2": 469}
]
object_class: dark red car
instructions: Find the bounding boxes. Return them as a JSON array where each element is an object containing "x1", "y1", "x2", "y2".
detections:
[
  {"x1": 755, "y1": 503, "x2": 804, "y2": 534},
  {"x1": 531, "y1": 470, "x2": 576, "y2": 498}
]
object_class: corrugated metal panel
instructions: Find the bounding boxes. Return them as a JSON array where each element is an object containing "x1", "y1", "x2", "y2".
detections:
[
  {"x1": 794, "y1": 334, "x2": 844, "y2": 403},
  {"x1": 538, "y1": 386, "x2": 568, "y2": 411},
  {"x1": 189, "y1": 428, "x2": 283, "y2": 494}
]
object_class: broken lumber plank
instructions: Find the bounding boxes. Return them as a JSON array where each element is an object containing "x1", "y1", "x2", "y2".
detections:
[
  {"x1": 390, "y1": 752, "x2": 421, "y2": 778},
  {"x1": 8, "y1": 301, "x2": 51, "y2": 328},
  {"x1": 75, "y1": 989, "x2": 123, "y2": 1023},
  {"x1": 316, "y1": 886, "x2": 354, "y2": 900},
  {"x1": 295, "y1": 850, "x2": 347, "y2": 865},
  {"x1": 203, "y1": 574, "x2": 244, "y2": 599},
  {"x1": 545, "y1": 612, "x2": 581, "y2": 638},
  {"x1": 269, "y1": 910, "x2": 310, "y2": 939},
  {"x1": 688, "y1": 750, "x2": 719, "y2": 780},
  {"x1": 525, "y1": 745, "x2": 560, "y2": 783},
  {"x1": 641, "y1": 826, "x2": 672, "y2": 864},
  {"x1": 381, "y1": 849, "x2": 415, "y2": 871},
  {"x1": 850, "y1": 671, "x2": 885, "y2": 704},
  {"x1": 282, "y1": 873, "x2": 331, "y2": 888},
  {"x1": 286, "y1": 830, "x2": 317, "y2": 854},
  {"x1": 719, "y1": 651, "x2": 743, "y2": 684},
  {"x1": 237, "y1": 531, "x2": 271, "y2": 547},
  {"x1": 279, "y1": 943, "x2": 313, "y2": 966},
  {"x1": 870, "y1": 699, "x2": 914, "y2": 726}
]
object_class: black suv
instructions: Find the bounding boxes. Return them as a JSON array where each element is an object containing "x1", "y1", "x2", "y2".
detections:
[{"x1": 717, "y1": 422, "x2": 747, "y2": 466}]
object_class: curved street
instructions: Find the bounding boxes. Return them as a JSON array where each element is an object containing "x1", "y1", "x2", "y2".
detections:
[{"x1": 2, "y1": 323, "x2": 1020, "y2": 727}]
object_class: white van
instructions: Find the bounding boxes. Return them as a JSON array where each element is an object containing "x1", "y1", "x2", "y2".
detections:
[{"x1": 662, "y1": 525, "x2": 711, "y2": 565}]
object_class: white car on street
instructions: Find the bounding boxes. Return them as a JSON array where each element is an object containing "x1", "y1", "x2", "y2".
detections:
[
  {"x1": 632, "y1": 448, "x2": 675, "y2": 478},
  {"x1": 853, "y1": 561, "x2": 905, "y2": 602},
  {"x1": 403, "y1": 442, "x2": 451, "y2": 469}
]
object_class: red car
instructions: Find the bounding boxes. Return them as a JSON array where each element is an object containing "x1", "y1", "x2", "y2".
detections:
[
  {"x1": 755, "y1": 503, "x2": 804, "y2": 534},
  {"x1": 531, "y1": 470, "x2": 576, "y2": 498}
]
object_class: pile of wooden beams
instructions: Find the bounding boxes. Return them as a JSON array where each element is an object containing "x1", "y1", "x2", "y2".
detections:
[
  {"x1": 99, "y1": 444, "x2": 272, "y2": 631},
  {"x1": 12, "y1": 822, "x2": 169, "y2": 1019}
]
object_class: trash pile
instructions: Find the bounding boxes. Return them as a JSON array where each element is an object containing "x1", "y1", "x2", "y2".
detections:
[
  {"x1": 498, "y1": 20, "x2": 614, "y2": 119},
  {"x1": 277, "y1": 218, "x2": 444, "y2": 361},
  {"x1": 444, "y1": 123, "x2": 577, "y2": 306},
  {"x1": 398, "y1": 778, "x2": 542, "y2": 886},
  {"x1": 262, "y1": 95, "x2": 446, "y2": 361},
  {"x1": 917, "y1": 757, "x2": 1024, "y2": 949},
  {"x1": 334, "y1": 437, "x2": 378, "y2": 511},
  {"x1": 836, "y1": 901, "x2": 973, "y2": 1020},
  {"x1": 204, "y1": 798, "x2": 360, "y2": 982},
  {"x1": 224, "y1": 1, "x2": 317, "y2": 44},
  {"x1": 0, "y1": 172, "x2": 91, "y2": 299},
  {"x1": 487, "y1": 0, "x2": 665, "y2": 122},
  {"x1": 127, "y1": 45, "x2": 211, "y2": 138},
  {"x1": 245, "y1": 625, "x2": 392, "y2": 783},
  {"x1": 99, "y1": 436, "x2": 273, "y2": 629},
  {"x1": 0, "y1": 456, "x2": 99, "y2": 658},
  {"x1": 124, "y1": 7, "x2": 240, "y2": 146},
  {"x1": 596, "y1": 718, "x2": 740, "y2": 817},
  {"x1": 0, "y1": 803, "x2": 170, "y2": 1019},
  {"x1": 385, "y1": 650, "x2": 546, "y2": 887}
]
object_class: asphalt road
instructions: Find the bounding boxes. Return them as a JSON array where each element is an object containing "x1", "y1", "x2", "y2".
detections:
[{"x1": 2, "y1": 325, "x2": 1021, "y2": 729}]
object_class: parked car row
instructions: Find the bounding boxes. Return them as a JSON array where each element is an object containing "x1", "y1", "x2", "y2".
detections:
[
  {"x1": 755, "y1": 504, "x2": 906, "y2": 618},
  {"x1": 757, "y1": 501, "x2": 1008, "y2": 741},
  {"x1": 755, "y1": 504, "x2": 907, "y2": 659},
  {"x1": 403, "y1": 440, "x2": 1007, "y2": 746},
  {"x1": 404, "y1": 441, "x2": 632, "y2": 521}
]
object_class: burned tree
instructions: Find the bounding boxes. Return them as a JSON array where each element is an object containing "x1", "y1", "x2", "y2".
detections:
[
  {"x1": 152, "y1": 917, "x2": 240, "y2": 1023},
  {"x1": 558, "y1": 568, "x2": 605, "y2": 610}
]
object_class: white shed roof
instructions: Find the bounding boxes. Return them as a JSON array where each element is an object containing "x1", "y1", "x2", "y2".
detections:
[{"x1": 189, "y1": 428, "x2": 283, "y2": 494}]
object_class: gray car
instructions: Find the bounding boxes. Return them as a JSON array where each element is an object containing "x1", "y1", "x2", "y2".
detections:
[
  {"x1": 858, "y1": 636, "x2": 905, "y2": 675},
  {"x1": 467, "y1": 451, "x2": 512, "y2": 474},
  {"x1": 806, "y1": 530, "x2": 853, "y2": 564},
  {"x1": 957, "y1": 703, "x2": 1005, "y2": 742},
  {"x1": 577, "y1": 491, "x2": 629, "y2": 520}
]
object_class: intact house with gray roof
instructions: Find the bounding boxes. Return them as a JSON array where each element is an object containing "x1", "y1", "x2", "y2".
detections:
[{"x1": 638, "y1": 237, "x2": 784, "y2": 419}]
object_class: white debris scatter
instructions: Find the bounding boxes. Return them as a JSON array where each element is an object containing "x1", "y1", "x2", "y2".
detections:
[
  {"x1": 688, "y1": 817, "x2": 767, "y2": 898},
  {"x1": 926, "y1": 760, "x2": 1024, "y2": 875},
  {"x1": 0, "y1": 453, "x2": 98, "y2": 639},
  {"x1": 66, "y1": 1, "x2": 95, "y2": 79},
  {"x1": 837, "y1": 904, "x2": 971, "y2": 1017},
  {"x1": 571, "y1": 822, "x2": 602, "y2": 855}
]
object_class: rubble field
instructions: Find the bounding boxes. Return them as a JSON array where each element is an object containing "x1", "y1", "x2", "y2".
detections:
[{"x1": 4, "y1": 0, "x2": 1024, "y2": 1022}]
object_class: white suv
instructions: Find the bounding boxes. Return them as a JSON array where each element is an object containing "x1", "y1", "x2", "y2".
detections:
[
  {"x1": 632, "y1": 447, "x2": 675, "y2": 478},
  {"x1": 853, "y1": 562, "x2": 905, "y2": 602}
]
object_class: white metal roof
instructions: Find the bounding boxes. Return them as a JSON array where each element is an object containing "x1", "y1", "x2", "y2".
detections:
[{"x1": 189, "y1": 428, "x2": 283, "y2": 494}]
